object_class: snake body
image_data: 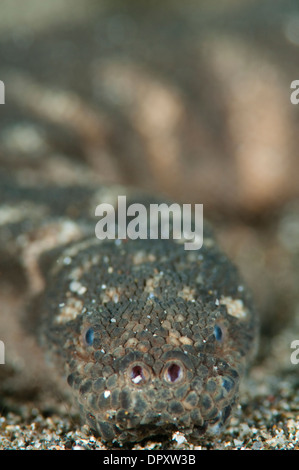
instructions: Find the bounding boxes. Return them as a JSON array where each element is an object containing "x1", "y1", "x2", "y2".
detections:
[{"x1": 0, "y1": 177, "x2": 258, "y2": 444}]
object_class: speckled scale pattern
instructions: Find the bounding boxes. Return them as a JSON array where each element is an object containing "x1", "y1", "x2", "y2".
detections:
[{"x1": 1, "y1": 177, "x2": 259, "y2": 444}]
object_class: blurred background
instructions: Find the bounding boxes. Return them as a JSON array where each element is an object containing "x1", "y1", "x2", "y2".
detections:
[
  {"x1": 1, "y1": 0, "x2": 299, "y2": 213},
  {"x1": 0, "y1": 0, "x2": 299, "y2": 442}
]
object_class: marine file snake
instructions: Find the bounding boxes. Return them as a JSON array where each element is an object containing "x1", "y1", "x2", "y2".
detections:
[{"x1": 0, "y1": 179, "x2": 258, "y2": 443}]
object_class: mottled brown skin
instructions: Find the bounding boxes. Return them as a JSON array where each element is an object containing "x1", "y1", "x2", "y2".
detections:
[{"x1": 0, "y1": 178, "x2": 259, "y2": 444}]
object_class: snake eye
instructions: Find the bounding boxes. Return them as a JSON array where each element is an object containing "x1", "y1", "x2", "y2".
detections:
[
  {"x1": 163, "y1": 361, "x2": 184, "y2": 385},
  {"x1": 84, "y1": 327, "x2": 94, "y2": 346},
  {"x1": 214, "y1": 325, "x2": 223, "y2": 341}
]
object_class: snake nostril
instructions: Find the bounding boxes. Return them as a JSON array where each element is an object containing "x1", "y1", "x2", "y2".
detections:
[
  {"x1": 131, "y1": 365, "x2": 144, "y2": 383},
  {"x1": 165, "y1": 362, "x2": 183, "y2": 384},
  {"x1": 128, "y1": 363, "x2": 150, "y2": 385}
]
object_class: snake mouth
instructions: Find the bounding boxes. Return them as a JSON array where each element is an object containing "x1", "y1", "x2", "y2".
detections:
[
  {"x1": 90, "y1": 412, "x2": 181, "y2": 443},
  {"x1": 86, "y1": 407, "x2": 211, "y2": 444},
  {"x1": 116, "y1": 422, "x2": 180, "y2": 444},
  {"x1": 82, "y1": 376, "x2": 235, "y2": 444}
]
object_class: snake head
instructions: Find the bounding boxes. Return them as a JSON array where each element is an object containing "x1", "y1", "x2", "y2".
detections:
[{"x1": 41, "y1": 235, "x2": 257, "y2": 444}]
